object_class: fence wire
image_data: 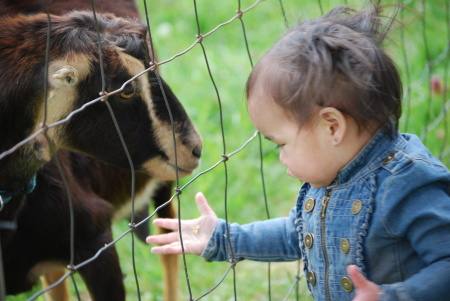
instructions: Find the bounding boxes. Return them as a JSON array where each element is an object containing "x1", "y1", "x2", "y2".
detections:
[{"x1": 1, "y1": 0, "x2": 449, "y2": 300}]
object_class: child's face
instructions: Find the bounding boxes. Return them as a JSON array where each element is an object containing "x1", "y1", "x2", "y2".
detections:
[{"x1": 248, "y1": 96, "x2": 340, "y2": 188}]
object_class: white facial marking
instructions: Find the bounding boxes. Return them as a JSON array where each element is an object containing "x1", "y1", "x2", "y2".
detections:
[{"x1": 118, "y1": 51, "x2": 202, "y2": 179}]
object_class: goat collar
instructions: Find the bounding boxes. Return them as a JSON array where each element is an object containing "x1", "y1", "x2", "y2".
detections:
[{"x1": 0, "y1": 175, "x2": 37, "y2": 210}]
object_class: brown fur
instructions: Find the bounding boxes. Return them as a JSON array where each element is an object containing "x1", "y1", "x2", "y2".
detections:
[{"x1": 3, "y1": 150, "x2": 181, "y2": 301}]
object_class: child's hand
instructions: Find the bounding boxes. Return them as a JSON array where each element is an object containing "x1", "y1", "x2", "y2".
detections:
[
  {"x1": 146, "y1": 192, "x2": 218, "y2": 255},
  {"x1": 347, "y1": 265, "x2": 380, "y2": 301}
]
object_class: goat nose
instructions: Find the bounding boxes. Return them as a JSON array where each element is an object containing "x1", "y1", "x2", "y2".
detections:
[{"x1": 192, "y1": 146, "x2": 202, "y2": 158}]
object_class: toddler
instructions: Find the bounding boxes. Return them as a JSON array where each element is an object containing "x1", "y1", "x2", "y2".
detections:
[{"x1": 146, "y1": 2, "x2": 450, "y2": 300}]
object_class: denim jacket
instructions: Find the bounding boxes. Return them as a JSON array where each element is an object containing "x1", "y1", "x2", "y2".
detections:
[{"x1": 201, "y1": 131, "x2": 450, "y2": 301}]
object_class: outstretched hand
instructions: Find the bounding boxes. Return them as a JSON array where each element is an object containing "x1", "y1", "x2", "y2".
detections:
[
  {"x1": 347, "y1": 265, "x2": 380, "y2": 301},
  {"x1": 146, "y1": 192, "x2": 218, "y2": 255}
]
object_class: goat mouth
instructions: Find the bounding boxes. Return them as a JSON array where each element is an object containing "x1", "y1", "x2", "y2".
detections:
[
  {"x1": 167, "y1": 162, "x2": 195, "y2": 175},
  {"x1": 142, "y1": 157, "x2": 198, "y2": 180}
]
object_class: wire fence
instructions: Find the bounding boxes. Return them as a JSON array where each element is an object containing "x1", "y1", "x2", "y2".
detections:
[{"x1": 1, "y1": 0, "x2": 449, "y2": 300}]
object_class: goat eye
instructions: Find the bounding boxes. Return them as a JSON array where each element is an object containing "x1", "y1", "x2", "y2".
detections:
[{"x1": 119, "y1": 84, "x2": 136, "y2": 99}]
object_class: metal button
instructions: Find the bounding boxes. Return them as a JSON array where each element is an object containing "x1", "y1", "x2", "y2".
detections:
[
  {"x1": 305, "y1": 233, "x2": 314, "y2": 249},
  {"x1": 307, "y1": 271, "x2": 316, "y2": 286},
  {"x1": 340, "y1": 238, "x2": 350, "y2": 254},
  {"x1": 384, "y1": 152, "x2": 396, "y2": 164},
  {"x1": 341, "y1": 277, "x2": 354, "y2": 292},
  {"x1": 351, "y1": 199, "x2": 362, "y2": 215},
  {"x1": 304, "y1": 198, "x2": 315, "y2": 212}
]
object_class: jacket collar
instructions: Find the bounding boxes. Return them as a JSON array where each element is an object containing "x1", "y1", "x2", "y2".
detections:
[{"x1": 335, "y1": 129, "x2": 406, "y2": 186}]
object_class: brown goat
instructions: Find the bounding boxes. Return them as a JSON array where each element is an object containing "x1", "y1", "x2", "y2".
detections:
[
  {"x1": 0, "y1": 1, "x2": 201, "y2": 300},
  {"x1": 4, "y1": 150, "x2": 183, "y2": 301}
]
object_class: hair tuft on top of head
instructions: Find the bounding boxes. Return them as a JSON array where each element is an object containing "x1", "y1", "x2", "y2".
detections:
[
  {"x1": 322, "y1": 0, "x2": 399, "y2": 48},
  {"x1": 247, "y1": 0, "x2": 402, "y2": 138}
]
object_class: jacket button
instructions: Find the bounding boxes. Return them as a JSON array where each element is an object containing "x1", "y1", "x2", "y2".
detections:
[
  {"x1": 383, "y1": 152, "x2": 396, "y2": 164},
  {"x1": 304, "y1": 198, "x2": 315, "y2": 212},
  {"x1": 307, "y1": 271, "x2": 316, "y2": 286},
  {"x1": 305, "y1": 233, "x2": 314, "y2": 248},
  {"x1": 340, "y1": 238, "x2": 350, "y2": 254},
  {"x1": 351, "y1": 200, "x2": 363, "y2": 215},
  {"x1": 341, "y1": 277, "x2": 354, "y2": 292}
]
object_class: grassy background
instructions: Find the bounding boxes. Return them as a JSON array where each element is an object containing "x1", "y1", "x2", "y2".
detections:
[{"x1": 10, "y1": 0, "x2": 449, "y2": 300}]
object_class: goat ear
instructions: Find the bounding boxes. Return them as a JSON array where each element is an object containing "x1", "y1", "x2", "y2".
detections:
[{"x1": 52, "y1": 66, "x2": 78, "y2": 87}]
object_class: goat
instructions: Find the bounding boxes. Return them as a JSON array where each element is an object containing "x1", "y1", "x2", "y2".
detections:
[
  {"x1": 4, "y1": 150, "x2": 181, "y2": 301},
  {"x1": 0, "y1": 5, "x2": 202, "y2": 301}
]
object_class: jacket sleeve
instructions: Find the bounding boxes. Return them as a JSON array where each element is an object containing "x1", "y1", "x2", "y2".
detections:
[
  {"x1": 200, "y1": 207, "x2": 301, "y2": 262},
  {"x1": 378, "y1": 173, "x2": 450, "y2": 300}
]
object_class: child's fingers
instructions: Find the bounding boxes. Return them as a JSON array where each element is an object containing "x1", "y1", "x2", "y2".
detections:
[
  {"x1": 151, "y1": 243, "x2": 183, "y2": 255},
  {"x1": 347, "y1": 265, "x2": 366, "y2": 289},
  {"x1": 347, "y1": 265, "x2": 381, "y2": 300},
  {"x1": 195, "y1": 192, "x2": 216, "y2": 217},
  {"x1": 145, "y1": 232, "x2": 179, "y2": 245},
  {"x1": 152, "y1": 218, "x2": 180, "y2": 231}
]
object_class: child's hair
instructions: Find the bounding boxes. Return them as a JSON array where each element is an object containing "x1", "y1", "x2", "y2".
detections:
[{"x1": 246, "y1": 1, "x2": 402, "y2": 137}]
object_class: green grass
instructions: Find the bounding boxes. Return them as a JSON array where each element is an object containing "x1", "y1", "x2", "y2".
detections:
[{"x1": 9, "y1": 0, "x2": 449, "y2": 300}]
